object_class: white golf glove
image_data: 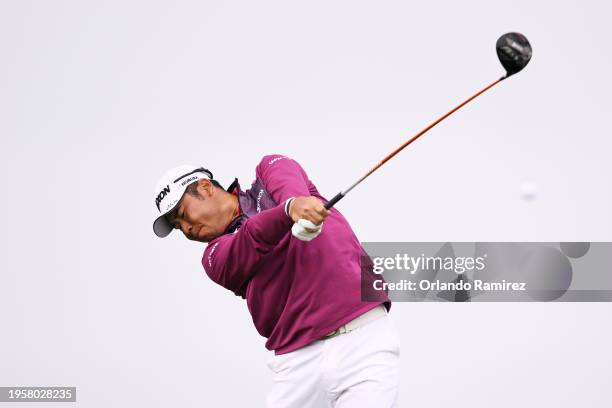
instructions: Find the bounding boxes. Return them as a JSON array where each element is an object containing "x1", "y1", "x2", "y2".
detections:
[{"x1": 291, "y1": 219, "x2": 323, "y2": 242}]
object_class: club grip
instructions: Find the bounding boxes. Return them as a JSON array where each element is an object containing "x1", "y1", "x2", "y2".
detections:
[{"x1": 324, "y1": 192, "x2": 345, "y2": 210}]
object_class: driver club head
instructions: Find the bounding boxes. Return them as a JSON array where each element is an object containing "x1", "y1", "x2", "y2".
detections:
[{"x1": 496, "y1": 32, "x2": 532, "y2": 77}]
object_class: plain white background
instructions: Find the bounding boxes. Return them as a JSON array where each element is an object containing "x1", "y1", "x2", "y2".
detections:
[{"x1": 1, "y1": 0, "x2": 611, "y2": 406}]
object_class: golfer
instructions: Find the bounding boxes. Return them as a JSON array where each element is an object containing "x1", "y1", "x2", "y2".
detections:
[{"x1": 152, "y1": 154, "x2": 400, "y2": 407}]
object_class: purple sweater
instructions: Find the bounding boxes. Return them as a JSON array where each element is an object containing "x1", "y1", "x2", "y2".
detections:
[{"x1": 202, "y1": 155, "x2": 390, "y2": 355}]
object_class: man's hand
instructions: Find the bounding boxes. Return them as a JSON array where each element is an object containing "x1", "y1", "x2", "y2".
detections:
[
  {"x1": 288, "y1": 197, "x2": 330, "y2": 241},
  {"x1": 288, "y1": 196, "x2": 330, "y2": 228}
]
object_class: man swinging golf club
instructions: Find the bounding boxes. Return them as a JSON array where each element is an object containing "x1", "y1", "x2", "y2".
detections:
[
  {"x1": 152, "y1": 154, "x2": 400, "y2": 407},
  {"x1": 151, "y1": 31, "x2": 533, "y2": 408}
]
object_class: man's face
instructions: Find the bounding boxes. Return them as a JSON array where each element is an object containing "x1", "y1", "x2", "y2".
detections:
[{"x1": 166, "y1": 181, "x2": 227, "y2": 243}]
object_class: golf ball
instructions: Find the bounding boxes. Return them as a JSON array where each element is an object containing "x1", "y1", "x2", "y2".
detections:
[{"x1": 520, "y1": 182, "x2": 537, "y2": 201}]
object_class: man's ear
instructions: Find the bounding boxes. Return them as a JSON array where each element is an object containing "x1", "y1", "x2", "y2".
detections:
[{"x1": 196, "y1": 179, "x2": 214, "y2": 197}]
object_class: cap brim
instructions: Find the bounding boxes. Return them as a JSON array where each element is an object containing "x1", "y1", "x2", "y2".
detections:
[{"x1": 153, "y1": 214, "x2": 174, "y2": 238}]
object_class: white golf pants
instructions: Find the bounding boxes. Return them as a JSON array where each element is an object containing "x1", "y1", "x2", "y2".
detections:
[{"x1": 266, "y1": 310, "x2": 401, "y2": 407}]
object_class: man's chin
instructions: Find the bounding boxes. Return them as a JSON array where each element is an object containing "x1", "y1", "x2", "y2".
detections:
[
  {"x1": 187, "y1": 234, "x2": 208, "y2": 243},
  {"x1": 188, "y1": 231, "x2": 220, "y2": 243}
]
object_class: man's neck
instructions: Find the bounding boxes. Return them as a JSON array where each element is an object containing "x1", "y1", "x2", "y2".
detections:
[{"x1": 230, "y1": 194, "x2": 240, "y2": 219}]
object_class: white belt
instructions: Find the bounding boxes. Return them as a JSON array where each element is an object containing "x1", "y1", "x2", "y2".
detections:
[{"x1": 324, "y1": 304, "x2": 387, "y2": 339}]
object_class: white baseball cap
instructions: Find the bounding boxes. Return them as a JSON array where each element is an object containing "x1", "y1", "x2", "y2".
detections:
[{"x1": 152, "y1": 165, "x2": 214, "y2": 238}]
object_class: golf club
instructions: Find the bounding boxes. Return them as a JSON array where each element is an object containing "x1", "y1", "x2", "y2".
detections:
[{"x1": 324, "y1": 32, "x2": 532, "y2": 210}]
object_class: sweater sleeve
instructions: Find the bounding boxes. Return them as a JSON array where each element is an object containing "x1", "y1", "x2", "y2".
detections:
[
  {"x1": 202, "y1": 202, "x2": 293, "y2": 295},
  {"x1": 256, "y1": 154, "x2": 312, "y2": 203}
]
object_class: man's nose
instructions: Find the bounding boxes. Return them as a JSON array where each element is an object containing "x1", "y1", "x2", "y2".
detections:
[{"x1": 179, "y1": 220, "x2": 192, "y2": 235}]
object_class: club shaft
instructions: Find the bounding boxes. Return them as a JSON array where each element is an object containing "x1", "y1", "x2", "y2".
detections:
[{"x1": 324, "y1": 76, "x2": 506, "y2": 210}]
